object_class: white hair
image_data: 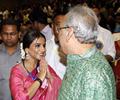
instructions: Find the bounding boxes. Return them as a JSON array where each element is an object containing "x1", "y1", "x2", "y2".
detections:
[{"x1": 64, "y1": 5, "x2": 99, "y2": 43}]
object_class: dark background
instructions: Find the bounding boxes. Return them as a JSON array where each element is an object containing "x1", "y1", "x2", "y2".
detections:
[
  {"x1": 0, "y1": 0, "x2": 119, "y2": 10},
  {"x1": 0, "y1": 0, "x2": 55, "y2": 10}
]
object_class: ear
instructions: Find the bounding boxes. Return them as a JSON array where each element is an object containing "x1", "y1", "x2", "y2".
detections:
[
  {"x1": 66, "y1": 27, "x2": 74, "y2": 42},
  {"x1": 25, "y1": 48, "x2": 29, "y2": 54}
]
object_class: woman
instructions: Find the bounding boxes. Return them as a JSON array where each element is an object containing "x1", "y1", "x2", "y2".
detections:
[{"x1": 9, "y1": 29, "x2": 62, "y2": 100}]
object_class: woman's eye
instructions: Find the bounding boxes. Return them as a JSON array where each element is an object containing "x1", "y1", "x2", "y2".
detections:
[
  {"x1": 43, "y1": 44, "x2": 46, "y2": 48},
  {"x1": 35, "y1": 44, "x2": 40, "y2": 48}
]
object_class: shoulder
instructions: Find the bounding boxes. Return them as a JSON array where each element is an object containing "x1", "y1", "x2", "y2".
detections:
[
  {"x1": 92, "y1": 50, "x2": 109, "y2": 65},
  {"x1": 11, "y1": 63, "x2": 24, "y2": 76},
  {"x1": 42, "y1": 25, "x2": 52, "y2": 33},
  {"x1": 84, "y1": 61, "x2": 113, "y2": 83},
  {"x1": 0, "y1": 44, "x2": 7, "y2": 59},
  {"x1": 85, "y1": 51, "x2": 110, "y2": 73},
  {"x1": 98, "y1": 26, "x2": 112, "y2": 34},
  {"x1": 0, "y1": 44, "x2": 4, "y2": 52},
  {"x1": 46, "y1": 36, "x2": 55, "y2": 45}
]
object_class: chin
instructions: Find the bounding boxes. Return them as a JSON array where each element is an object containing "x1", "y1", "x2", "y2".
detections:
[
  {"x1": 62, "y1": 48, "x2": 67, "y2": 55},
  {"x1": 64, "y1": 51, "x2": 68, "y2": 55},
  {"x1": 58, "y1": 46, "x2": 66, "y2": 54},
  {"x1": 37, "y1": 55, "x2": 45, "y2": 60}
]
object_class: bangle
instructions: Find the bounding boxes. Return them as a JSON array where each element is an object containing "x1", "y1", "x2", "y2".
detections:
[{"x1": 36, "y1": 78, "x2": 42, "y2": 86}]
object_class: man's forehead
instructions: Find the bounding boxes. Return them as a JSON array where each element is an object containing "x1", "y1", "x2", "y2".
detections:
[
  {"x1": 2, "y1": 25, "x2": 17, "y2": 31},
  {"x1": 55, "y1": 15, "x2": 66, "y2": 25},
  {"x1": 55, "y1": 15, "x2": 66, "y2": 22},
  {"x1": 2, "y1": 25, "x2": 17, "y2": 28}
]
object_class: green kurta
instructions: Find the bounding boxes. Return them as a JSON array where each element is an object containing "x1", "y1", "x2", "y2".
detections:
[{"x1": 58, "y1": 47, "x2": 116, "y2": 100}]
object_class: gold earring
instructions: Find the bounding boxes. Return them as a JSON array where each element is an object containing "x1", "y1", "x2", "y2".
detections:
[{"x1": 25, "y1": 51, "x2": 30, "y2": 60}]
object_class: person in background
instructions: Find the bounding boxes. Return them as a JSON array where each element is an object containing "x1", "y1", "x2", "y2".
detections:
[
  {"x1": 0, "y1": 14, "x2": 3, "y2": 44},
  {"x1": 92, "y1": 7, "x2": 116, "y2": 65},
  {"x1": 0, "y1": 35, "x2": 2, "y2": 44},
  {"x1": 113, "y1": 38, "x2": 120, "y2": 99},
  {"x1": 52, "y1": 11, "x2": 67, "y2": 66},
  {"x1": 45, "y1": 10, "x2": 68, "y2": 80},
  {"x1": 9, "y1": 29, "x2": 62, "y2": 100},
  {"x1": 58, "y1": 5, "x2": 116, "y2": 100},
  {"x1": 114, "y1": 12, "x2": 120, "y2": 33},
  {"x1": 0, "y1": 18, "x2": 21, "y2": 100},
  {"x1": 30, "y1": 10, "x2": 52, "y2": 41},
  {"x1": 20, "y1": 20, "x2": 33, "y2": 42}
]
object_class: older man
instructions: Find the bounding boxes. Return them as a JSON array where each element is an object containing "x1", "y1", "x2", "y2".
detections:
[{"x1": 58, "y1": 5, "x2": 116, "y2": 100}]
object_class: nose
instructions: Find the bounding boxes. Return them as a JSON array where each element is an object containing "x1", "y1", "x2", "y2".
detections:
[
  {"x1": 7, "y1": 34, "x2": 12, "y2": 39},
  {"x1": 41, "y1": 46, "x2": 46, "y2": 52}
]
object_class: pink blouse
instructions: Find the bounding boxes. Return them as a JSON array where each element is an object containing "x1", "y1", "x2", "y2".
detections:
[{"x1": 9, "y1": 64, "x2": 62, "y2": 100}]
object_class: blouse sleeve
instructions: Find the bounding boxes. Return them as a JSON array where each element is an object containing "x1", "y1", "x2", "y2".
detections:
[{"x1": 9, "y1": 65, "x2": 29, "y2": 100}]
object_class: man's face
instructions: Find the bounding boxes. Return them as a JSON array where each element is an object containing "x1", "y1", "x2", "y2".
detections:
[
  {"x1": 33, "y1": 21, "x2": 39, "y2": 31},
  {"x1": 33, "y1": 21, "x2": 44, "y2": 32},
  {"x1": 52, "y1": 15, "x2": 65, "y2": 42},
  {"x1": 56, "y1": 19, "x2": 69, "y2": 54},
  {"x1": 1, "y1": 25, "x2": 20, "y2": 47},
  {"x1": 92, "y1": 8, "x2": 101, "y2": 23}
]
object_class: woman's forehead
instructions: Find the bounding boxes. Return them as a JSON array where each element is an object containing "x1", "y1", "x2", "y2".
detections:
[{"x1": 32, "y1": 37, "x2": 45, "y2": 44}]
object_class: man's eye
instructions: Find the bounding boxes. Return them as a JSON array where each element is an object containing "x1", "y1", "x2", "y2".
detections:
[{"x1": 2, "y1": 32, "x2": 17, "y2": 36}]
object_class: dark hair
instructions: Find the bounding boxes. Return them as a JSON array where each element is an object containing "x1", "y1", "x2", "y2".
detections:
[
  {"x1": 22, "y1": 29, "x2": 46, "y2": 50},
  {"x1": 52, "y1": 10, "x2": 67, "y2": 21},
  {"x1": 52, "y1": 5, "x2": 70, "y2": 21},
  {"x1": 29, "y1": 10, "x2": 48, "y2": 25},
  {"x1": 1, "y1": 18, "x2": 20, "y2": 32},
  {"x1": 115, "y1": 13, "x2": 120, "y2": 17}
]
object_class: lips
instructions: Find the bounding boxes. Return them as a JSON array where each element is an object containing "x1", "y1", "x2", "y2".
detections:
[{"x1": 39, "y1": 53, "x2": 46, "y2": 57}]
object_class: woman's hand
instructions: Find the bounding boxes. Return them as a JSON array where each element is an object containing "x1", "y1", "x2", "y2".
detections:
[{"x1": 37, "y1": 57, "x2": 47, "y2": 81}]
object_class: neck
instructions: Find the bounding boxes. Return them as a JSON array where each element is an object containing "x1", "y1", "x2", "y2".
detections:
[
  {"x1": 67, "y1": 34, "x2": 95, "y2": 55},
  {"x1": 69, "y1": 41, "x2": 94, "y2": 55},
  {"x1": 5, "y1": 45, "x2": 18, "y2": 55},
  {"x1": 23, "y1": 58, "x2": 38, "y2": 72}
]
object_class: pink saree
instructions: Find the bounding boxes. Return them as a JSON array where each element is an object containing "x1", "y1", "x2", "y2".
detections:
[{"x1": 9, "y1": 64, "x2": 62, "y2": 100}]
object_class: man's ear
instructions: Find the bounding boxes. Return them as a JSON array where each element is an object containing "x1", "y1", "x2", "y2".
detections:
[{"x1": 66, "y1": 27, "x2": 74, "y2": 42}]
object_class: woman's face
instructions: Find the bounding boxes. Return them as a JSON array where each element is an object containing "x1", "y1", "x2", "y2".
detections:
[{"x1": 27, "y1": 37, "x2": 46, "y2": 60}]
